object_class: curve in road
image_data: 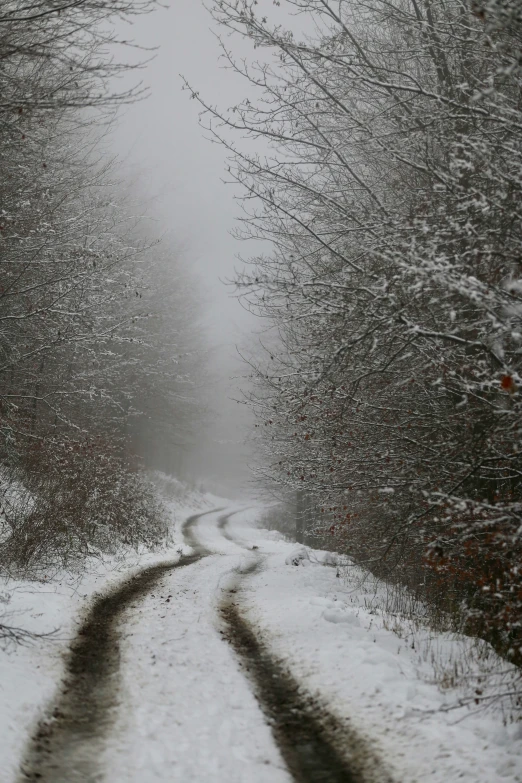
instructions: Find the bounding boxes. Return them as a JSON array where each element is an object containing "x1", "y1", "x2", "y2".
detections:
[
  {"x1": 182, "y1": 506, "x2": 225, "y2": 553},
  {"x1": 18, "y1": 507, "x2": 221, "y2": 783},
  {"x1": 19, "y1": 506, "x2": 392, "y2": 783}
]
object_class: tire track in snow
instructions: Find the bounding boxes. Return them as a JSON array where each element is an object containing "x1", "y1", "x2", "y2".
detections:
[
  {"x1": 18, "y1": 509, "x2": 221, "y2": 783},
  {"x1": 217, "y1": 509, "x2": 237, "y2": 541},
  {"x1": 183, "y1": 506, "x2": 225, "y2": 553},
  {"x1": 216, "y1": 519, "x2": 392, "y2": 783},
  {"x1": 217, "y1": 509, "x2": 247, "y2": 544},
  {"x1": 217, "y1": 509, "x2": 258, "y2": 552}
]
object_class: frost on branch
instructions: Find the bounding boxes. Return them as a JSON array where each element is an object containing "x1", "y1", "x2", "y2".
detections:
[{"x1": 199, "y1": 0, "x2": 522, "y2": 700}]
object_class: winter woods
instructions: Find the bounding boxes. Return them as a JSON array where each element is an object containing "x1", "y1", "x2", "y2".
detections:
[
  {"x1": 0, "y1": 1, "x2": 202, "y2": 569},
  {"x1": 190, "y1": 0, "x2": 522, "y2": 674}
]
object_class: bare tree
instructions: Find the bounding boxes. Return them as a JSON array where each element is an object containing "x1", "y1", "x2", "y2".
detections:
[
  {"x1": 0, "y1": 1, "x2": 206, "y2": 571},
  {"x1": 188, "y1": 0, "x2": 522, "y2": 680}
]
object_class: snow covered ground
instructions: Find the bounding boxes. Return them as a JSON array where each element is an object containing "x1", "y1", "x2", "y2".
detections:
[
  {"x1": 1, "y1": 497, "x2": 521, "y2": 782},
  {"x1": 101, "y1": 551, "x2": 290, "y2": 782},
  {"x1": 0, "y1": 485, "x2": 218, "y2": 782},
  {"x1": 225, "y1": 510, "x2": 522, "y2": 783}
]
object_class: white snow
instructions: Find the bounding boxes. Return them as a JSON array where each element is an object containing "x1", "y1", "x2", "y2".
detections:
[
  {"x1": 1, "y1": 498, "x2": 521, "y2": 783},
  {"x1": 284, "y1": 546, "x2": 311, "y2": 566},
  {"x1": 101, "y1": 550, "x2": 290, "y2": 782},
  {"x1": 224, "y1": 510, "x2": 522, "y2": 783},
  {"x1": 0, "y1": 485, "x2": 219, "y2": 782}
]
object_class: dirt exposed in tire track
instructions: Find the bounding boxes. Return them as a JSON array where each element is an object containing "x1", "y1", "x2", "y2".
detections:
[
  {"x1": 216, "y1": 510, "x2": 243, "y2": 543},
  {"x1": 183, "y1": 507, "x2": 225, "y2": 553},
  {"x1": 219, "y1": 560, "x2": 393, "y2": 783},
  {"x1": 18, "y1": 506, "x2": 223, "y2": 783}
]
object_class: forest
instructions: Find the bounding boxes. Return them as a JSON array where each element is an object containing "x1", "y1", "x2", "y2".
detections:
[
  {"x1": 1, "y1": 3, "x2": 522, "y2": 778},
  {"x1": 190, "y1": 0, "x2": 522, "y2": 677},
  {"x1": 1, "y1": 0, "x2": 522, "y2": 726},
  {"x1": 0, "y1": 0, "x2": 202, "y2": 572}
]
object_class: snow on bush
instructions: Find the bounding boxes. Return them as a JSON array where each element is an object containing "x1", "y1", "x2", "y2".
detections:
[{"x1": 285, "y1": 547, "x2": 311, "y2": 567}]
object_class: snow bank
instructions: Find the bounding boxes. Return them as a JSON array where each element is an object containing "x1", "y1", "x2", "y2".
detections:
[{"x1": 284, "y1": 547, "x2": 311, "y2": 566}]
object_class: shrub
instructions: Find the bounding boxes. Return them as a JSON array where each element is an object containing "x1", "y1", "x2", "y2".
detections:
[{"x1": 0, "y1": 435, "x2": 168, "y2": 572}]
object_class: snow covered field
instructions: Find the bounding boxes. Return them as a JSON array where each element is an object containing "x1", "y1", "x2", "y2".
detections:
[{"x1": 1, "y1": 500, "x2": 521, "y2": 782}]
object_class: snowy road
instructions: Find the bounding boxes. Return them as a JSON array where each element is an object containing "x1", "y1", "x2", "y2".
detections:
[
  {"x1": 18, "y1": 508, "x2": 377, "y2": 783},
  {"x1": 18, "y1": 554, "x2": 202, "y2": 783},
  {"x1": 15, "y1": 507, "x2": 522, "y2": 783}
]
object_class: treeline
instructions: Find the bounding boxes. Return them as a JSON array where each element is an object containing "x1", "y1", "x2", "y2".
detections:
[
  {"x1": 0, "y1": 1, "x2": 201, "y2": 570},
  {"x1": 193, "y1": 0, "x2": 522, "y2": 675}
]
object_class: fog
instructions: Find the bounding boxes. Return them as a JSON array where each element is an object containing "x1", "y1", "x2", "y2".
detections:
[{"x1": 109, "y1": 1, "x2": 267, "y2": 496}]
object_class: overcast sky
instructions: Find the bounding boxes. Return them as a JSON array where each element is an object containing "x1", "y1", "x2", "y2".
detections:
[
  {"x1": 110, "y1": 1, "x2": 270, "y2": 494},
  {"x1": 113, "y1": 1, "x2": 251, "y2": 325}
]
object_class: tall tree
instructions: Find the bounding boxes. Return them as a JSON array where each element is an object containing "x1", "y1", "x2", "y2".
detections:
[
  {"x1": 0, "y1": 1, "x2": 205, "y2": 570},
  {"x1": 189, "y1": 0, "x2": 522, "y2": 672}
]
